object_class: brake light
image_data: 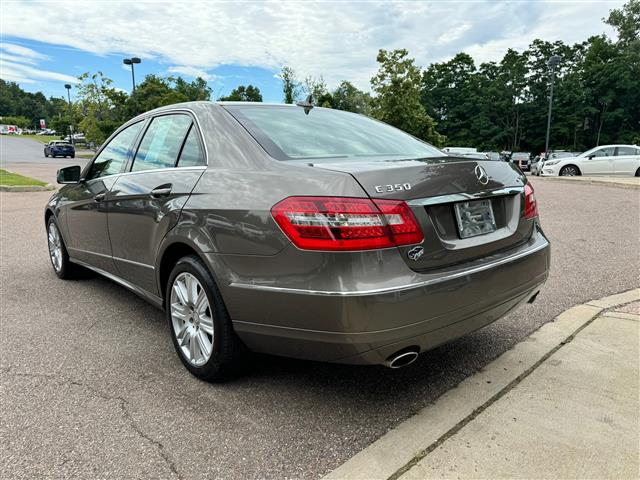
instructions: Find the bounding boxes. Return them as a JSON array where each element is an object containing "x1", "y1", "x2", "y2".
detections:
[
  {"x1": 271, "y1": 196, "x2": 424, "y2": 251},
  {"x1": 524, "y1": 183, "x2": 538, "y2": 219}
]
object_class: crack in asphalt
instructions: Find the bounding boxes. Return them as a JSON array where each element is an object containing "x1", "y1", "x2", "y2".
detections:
[{"x1": 2, "y1": 371, "x2": 182, "y2": 479}]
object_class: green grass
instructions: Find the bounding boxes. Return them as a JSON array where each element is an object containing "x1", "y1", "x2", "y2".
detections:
[{"x1": 0, "y1": 169, "x2": 48, "y2": 187}]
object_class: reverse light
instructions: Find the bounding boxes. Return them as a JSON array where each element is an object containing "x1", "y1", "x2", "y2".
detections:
[
  {"x1": 271, "y1": 196, "x2": 424, "y2": 251},
  {"x1": 524, "y1": 183, "x2": 538, "y2": 219}
]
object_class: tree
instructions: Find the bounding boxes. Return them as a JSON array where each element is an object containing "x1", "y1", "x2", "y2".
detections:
[
  {"x1": 280, "y1": 66, "x2": 300, "y2": 104},
  {"x1": 605, "y1": 0, "x2": 640, "y2": 45},
  {"x1": 331, "y1": 81, "x2": 372, "y2": 114},
  {"x1": 0, "y1": 115, "x2": 30, "y2": 128},
  {"x1": 218, "y1": 85, "x2": 263, "y2": 102},
  {"x1": 422, "y1": 53, "x2": 481, "y2": 147},
  {"x1": 303, "y1": 75, "x2": 328, "y2": 103},
  {"x1": 371, "y1": 49, "x2": 444, "y2": 145}
]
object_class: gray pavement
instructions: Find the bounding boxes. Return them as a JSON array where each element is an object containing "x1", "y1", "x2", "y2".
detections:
[
  {"x1": 0, "y1": 135, "x2": 66, "y2": 164},
  {"x1": 1, "y1": 137, "x2": 639, "y2": 478},
  {"x1": 401, "y1": 301, "x2": 639, "y2": 480}
]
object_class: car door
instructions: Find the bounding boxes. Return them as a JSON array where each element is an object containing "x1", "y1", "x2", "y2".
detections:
[
  {"x1": 62, "y1": 121, "x2": 145, "y2": 273},
  {"x1": 107, "y1": 113, "x2": 207, "y2": 295},
  {"x1": 614, "y1": 146, "x2": 640, "y2": 176},
  {"x1": 579, "y1": 147, "x2": 615, "y2": 175}
]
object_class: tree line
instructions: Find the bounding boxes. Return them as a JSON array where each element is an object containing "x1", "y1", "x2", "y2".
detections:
[{"x1": 1, "y1": 0, "x2": 637, "y2": 151}]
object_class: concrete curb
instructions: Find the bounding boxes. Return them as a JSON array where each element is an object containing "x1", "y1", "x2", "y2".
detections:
[
  {"x1": 323, "y1": 288, "x2": 640, "y2": 480},
  {"x1": 536, "y1": 176, "x2": 640, "y2": 190},
  {"x1": 0, "y1": 184, "x2": 55, "y2": 192}
]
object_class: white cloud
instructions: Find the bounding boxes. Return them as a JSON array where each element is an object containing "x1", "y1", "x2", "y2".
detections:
[
  {"x1": 0, "y1": 1, "x2": 624, "y2": 90},
  {"x1": 167, "y1": 65, "x2": 220, "y2": 82},
  {"x1": 0, "y1": 42, "x2": 49, "y2": 61},
  {"x1": 0, "y1": 59, "x2": 78, "y2": 84},
  {"x1": 0, "y1": 41, "x2": 76, "y2": 85}
]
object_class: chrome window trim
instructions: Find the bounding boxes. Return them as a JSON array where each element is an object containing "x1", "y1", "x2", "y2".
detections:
[
  {"x1": 74, "y1": 165, "x2": 207, "y2": 184},
  {"x1": 407, "y1": 187, "x2": 524, "y2": 207},
  {"x1": 229, "y1": 237, "x2": 549, "y2": 297},
  {"x1": 80, "y1": 107, "x2": 209, "y2": 182}
]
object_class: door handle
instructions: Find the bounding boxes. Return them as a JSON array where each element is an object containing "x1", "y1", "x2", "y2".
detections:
[
  {"x1": 94, "y1": 192, "x2": 106, "y2": 202},
  {"x1": 151, "y1": 184, "x2": 172, "y2": 198}
]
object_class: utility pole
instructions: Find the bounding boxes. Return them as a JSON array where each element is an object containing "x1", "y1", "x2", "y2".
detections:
[{"x1": 544, "y1": 55, "x2": 562, "y2": 158}]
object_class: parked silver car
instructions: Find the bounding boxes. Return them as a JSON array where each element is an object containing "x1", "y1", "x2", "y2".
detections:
[{"x1": 46, "y1": 102, "x2": 550, "y2": 381}]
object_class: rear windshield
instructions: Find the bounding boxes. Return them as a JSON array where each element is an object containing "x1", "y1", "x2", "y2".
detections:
[{"x1": 224, "y1": 105, "x2": 443, "y2": 161}]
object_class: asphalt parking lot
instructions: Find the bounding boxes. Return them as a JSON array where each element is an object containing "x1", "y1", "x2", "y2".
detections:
[{"x1": 1, "y1": 137, "x2": 639, "y2": 479}]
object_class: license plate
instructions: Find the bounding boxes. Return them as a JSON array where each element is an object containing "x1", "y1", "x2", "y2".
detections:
[{"x1": 454, "y1": 199, "x2": 497, "y2": 239}]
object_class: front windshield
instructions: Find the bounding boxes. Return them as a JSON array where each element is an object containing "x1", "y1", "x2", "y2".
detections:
[{"x1": 224, "y1": 105, "x2": 443, "y2": 161}]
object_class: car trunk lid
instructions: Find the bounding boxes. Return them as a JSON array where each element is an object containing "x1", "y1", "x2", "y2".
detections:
[{"x1": 305, "y1": 156, "x2": 533, "y2": 271}]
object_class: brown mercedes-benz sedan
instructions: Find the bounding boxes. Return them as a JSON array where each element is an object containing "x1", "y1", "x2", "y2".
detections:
[{"x1": 45, "y1": 101, "x2": 550, "y2": 381}]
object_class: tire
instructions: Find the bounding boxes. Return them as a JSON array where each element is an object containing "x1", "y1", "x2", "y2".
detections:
[
  {"x1": 46, "y1": 216, "x2": 76, "y2": 279},
  {"x1": 635, "y1": 168, "x2": 640, "y2": 177},
  {"x1": 71, "y1": 154, "x2": 75, "y2": 159},
  {"x1": 559, "y1": 165, "x2": 580, "y2": 176},
  {"x1": 166, "y1": 255, "x2": 247, "y2": 381}
]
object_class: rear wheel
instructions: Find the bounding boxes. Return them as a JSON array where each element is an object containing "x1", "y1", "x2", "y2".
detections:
[
  {"x1": 635, "y1": 167, "x2": 639, "y2": 177},
  {"x1": 47, "y1": 217, "x2": 76, "y2": 279},
  {"x1": 166, "y1": 255, "x2": 247, "y2": 381},
  {"x1": 559, "y1": 165, "x2": 580, "y2": 176}
]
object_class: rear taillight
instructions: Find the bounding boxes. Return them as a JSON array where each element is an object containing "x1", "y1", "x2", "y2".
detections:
[
  {"x1": 524, "y1": 183, "x2": 538, "y2": 219},
  {"x1": 271, "y1": 196, "x2": 424, "y2": 251}
]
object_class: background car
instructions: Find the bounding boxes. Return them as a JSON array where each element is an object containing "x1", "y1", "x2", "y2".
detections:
[
  {"x1": 532, "y1": 151, "x2": 580, "y2": 176},
  {"x1": 511, "y1": 152, "x2": 532, "y2": 171},
  {"x1": 541, "y1": 144, "x2": 640, "y2": 176},
  {"x1": 44, "y1": 141, "x2": 75, "y2": 158},
  {"x1": 456, "y1": 152, "x2": 490, "y2": 160},
  {"x1": 483, "y1": 151, "x2": 501, "y2": 161}
]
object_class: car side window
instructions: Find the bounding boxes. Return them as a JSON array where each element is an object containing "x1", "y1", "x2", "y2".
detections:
[
  {"x1": 177, "y1": 126, "x2": 206, "y2": 167},
  {"x1": 591, "y1": 147, "x2": 615, "y2": 158},
  {"x1": 131, "y1": 114, "x2": 192, "y2": 172},
  {"x1": 616, "y1": 146, "x2": 637, "y2": 156},
  {"x1": 86, "y1": 121, "x2": 144, "y2": 180}
]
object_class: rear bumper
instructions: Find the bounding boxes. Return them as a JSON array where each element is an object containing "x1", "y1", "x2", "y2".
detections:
[{"x1": 211, "y1": 226, "x2": 550, "y2": 365}]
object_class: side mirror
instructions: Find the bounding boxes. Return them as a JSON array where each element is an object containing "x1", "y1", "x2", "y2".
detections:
[
  {"x1": 587, "y1": 154, "x2": 596, "y2": 159},
  {"x1": 57, "y1": 165, "x2": 81, "y2": 184}
]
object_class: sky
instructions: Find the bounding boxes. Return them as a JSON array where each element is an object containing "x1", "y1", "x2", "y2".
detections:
[{"x1": 0, "y1": 0, "x2": 625, "y2": 103}]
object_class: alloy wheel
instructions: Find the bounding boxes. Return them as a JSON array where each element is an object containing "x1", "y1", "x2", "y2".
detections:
[
  {"x1": 48, "y1": 223, "x2": 63, "y2": 272},
  {"x1": 170, "y1": 272, "x2": 214, "y2": 367},
  {"x1": 560, "y1": 166, "x2": 578, "y2": 176}
]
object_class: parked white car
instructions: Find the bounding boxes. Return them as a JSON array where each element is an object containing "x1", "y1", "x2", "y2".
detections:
[{"x1": 541, "y1": 145, "x2": 640, "y2": 177}]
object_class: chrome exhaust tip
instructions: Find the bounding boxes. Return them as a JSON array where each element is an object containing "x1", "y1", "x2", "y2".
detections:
[{"x1": 384, "y1": 349, "x2": 419, "y2": 369}]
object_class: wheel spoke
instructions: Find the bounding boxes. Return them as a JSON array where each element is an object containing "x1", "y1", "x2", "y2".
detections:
[
  {"x1": 177, "y1": 324, "x2": 190, "y2": 347},
  {"x1": 173, "y1": 281, "x2": 189, "y2": 306},
  {"x1": 196, "y1": 330, "x2": 211, "y2": 358},
  {"x1": 199, "y1": 314, "x2": 214, "y2": 335},
  {"x1": 189, "y1": 333, "x2": 199, "y2": 362},
  {"x1": 195, "y1": 289, "x2": 208, "y2": 315},
  {"x1": 185, "y1": 275, "x2": 198, "y2": 304},
  {"x1": 171, "y1": 302, "x2": 188, "y2": 320}
]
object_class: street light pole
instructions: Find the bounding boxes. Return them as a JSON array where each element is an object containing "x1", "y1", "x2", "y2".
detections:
[
  {"x1": 64, "y1": 83, "x2": 75, "y2": 146},
  {"x1": 544, "y1": 55, "x2": 562, "y2": 158},
  {"x1": 123, "y1": 57, "x2": 142, "y2": 93}
]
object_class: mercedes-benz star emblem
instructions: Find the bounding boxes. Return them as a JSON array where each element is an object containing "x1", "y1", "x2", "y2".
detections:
[{"x1": 475, "y1": 165, "x2": 489, "y2": 185}]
